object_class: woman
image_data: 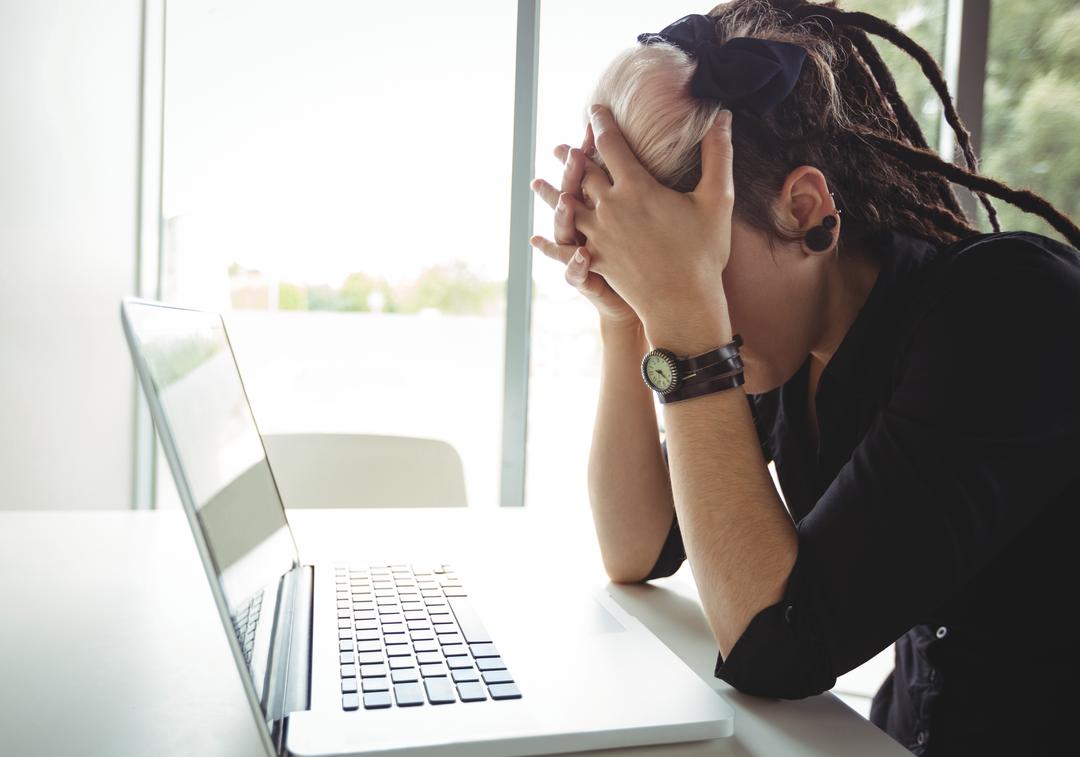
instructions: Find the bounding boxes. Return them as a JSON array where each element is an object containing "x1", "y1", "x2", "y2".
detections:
[{"x1": 529, "y1": 1, "x2": 1080, "y2": 755}]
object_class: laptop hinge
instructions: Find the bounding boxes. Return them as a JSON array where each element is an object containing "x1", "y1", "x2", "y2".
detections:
[{"x1": 265, "y1": 563, "x2": 313, "y2": 749}]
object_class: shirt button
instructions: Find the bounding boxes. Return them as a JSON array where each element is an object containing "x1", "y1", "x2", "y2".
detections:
[
  {"x1": 935, "y1": 625, "x2": 948, "y2": 640},
  {"x1": 784, "y1": 603, "x2": 796, "y2": 625},
  {"x1": 916, "y1": 730, "x2": 927, "y2": 745}
]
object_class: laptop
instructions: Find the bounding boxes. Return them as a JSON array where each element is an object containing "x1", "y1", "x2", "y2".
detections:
[{"x1": 120, "y1": 296, "x2": 734, "y2": 757}]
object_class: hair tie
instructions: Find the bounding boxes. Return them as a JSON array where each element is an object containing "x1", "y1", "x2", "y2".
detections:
[{"x1": 637, "y1": 14, "x2": 807, "y2": 116}]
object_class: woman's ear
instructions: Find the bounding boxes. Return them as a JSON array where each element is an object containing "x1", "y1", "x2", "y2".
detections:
[{"x1": 777, "y1": 166, "x2": 840, "y2": 255}]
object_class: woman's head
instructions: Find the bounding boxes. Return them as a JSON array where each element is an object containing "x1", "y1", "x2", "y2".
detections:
[{"x1": 581, "y1": 0, "x2": 1080, "y2": 391}]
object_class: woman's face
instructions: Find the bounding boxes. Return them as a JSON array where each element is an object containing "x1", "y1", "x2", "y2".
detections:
[{"x1": 721, "y1": 218, "x2": 831, "y2": 395}]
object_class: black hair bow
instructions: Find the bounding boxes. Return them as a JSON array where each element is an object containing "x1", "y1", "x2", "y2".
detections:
[{"x1": 637, "y1": 13, "x2": 807, "y2": 116}]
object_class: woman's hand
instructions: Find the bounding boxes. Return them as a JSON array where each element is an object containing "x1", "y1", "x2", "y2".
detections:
[
  {"x1": 529, "y1": 124, "x2": 642, "y2": 331},
  {"x1": 572, "y1": 106, "x2": 735, "y2": 354}
]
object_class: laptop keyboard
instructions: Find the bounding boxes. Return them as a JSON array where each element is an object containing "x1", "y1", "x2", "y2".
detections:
[
  {"x1": 231, "y1": 589, "x2": 264, "y2": 667},
  {"x1": 335, "y1": 563, "x2": 522, "y2": 710}
]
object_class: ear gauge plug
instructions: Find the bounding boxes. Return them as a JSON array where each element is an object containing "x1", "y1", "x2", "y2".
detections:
[{"x1": 805, "y1": 212, "x2": 839, "y2": 252}]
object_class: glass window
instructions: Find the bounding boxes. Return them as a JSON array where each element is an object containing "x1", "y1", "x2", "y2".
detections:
[
  {"x1": 528, "y1": 1, "x2": 690, "y2": 512},
  {"x1": 159, "y1": 0, "x2": 518, "y2": 509},
  {"x1": 982, "y1": 0, "x2": 1080, "y2": 244}
]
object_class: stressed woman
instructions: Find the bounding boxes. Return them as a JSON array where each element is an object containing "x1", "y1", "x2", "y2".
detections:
[{"x1": 529, "y1": 2, "x2": 1080, "y2": 755}]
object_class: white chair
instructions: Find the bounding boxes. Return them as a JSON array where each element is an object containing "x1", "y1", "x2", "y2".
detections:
[{"x1": 261, "y1": 433, "x2": 468, "y2": 509}]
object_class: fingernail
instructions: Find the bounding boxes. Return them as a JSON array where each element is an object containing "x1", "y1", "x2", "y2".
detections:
[
  {"x1": 589, "y1": 104, "x2": 602, "y2": 118},
  {"x1": 572, "y1": 249, "x2": 585, "y2": 264},
  {"x1": 716, "y1": 109, "x2": 732, "y2": 128}
]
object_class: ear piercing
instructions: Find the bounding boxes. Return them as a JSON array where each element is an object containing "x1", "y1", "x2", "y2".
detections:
[{"x1": 805, "y1": 193, "x2": 841, "y2": 252}]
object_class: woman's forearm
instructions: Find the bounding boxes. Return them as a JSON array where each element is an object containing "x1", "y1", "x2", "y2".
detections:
[{"x1": 587, "y1": 319, "x2": 678, "y2": 582}]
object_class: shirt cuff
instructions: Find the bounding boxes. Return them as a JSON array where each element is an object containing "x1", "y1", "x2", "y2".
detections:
[{"x1": 713, "y1": 539, "x2": 837, "y2": 699}]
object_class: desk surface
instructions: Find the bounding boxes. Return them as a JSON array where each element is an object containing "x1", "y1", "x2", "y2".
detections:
[{"x1": 0, "y1": 508, "x2": 906, "y2": 757}]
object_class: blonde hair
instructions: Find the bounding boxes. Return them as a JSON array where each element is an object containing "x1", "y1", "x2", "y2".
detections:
[{"x1": 583, "y1": 42, "x2": 721, "y2": 191}]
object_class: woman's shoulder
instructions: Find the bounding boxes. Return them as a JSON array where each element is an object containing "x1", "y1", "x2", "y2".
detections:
[
  {"x1": 936, "y1": 229, "x2": 1080, "y2": 286},
  {"x1": 901, "y1": 229, "x2": 1080, "y2": 337}
]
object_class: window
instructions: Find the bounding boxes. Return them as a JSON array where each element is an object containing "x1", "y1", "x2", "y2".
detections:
[
  {"x1": 158, "y1": 0, "x2": 518, "y2": 508},
  {"x1": 981, "y1": 0, "x2": 1080, "y2": 244}
]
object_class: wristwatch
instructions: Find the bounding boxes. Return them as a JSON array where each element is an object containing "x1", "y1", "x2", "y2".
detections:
[{"x1": 641, "y1": 334, "x2": 744, "y2": 398}]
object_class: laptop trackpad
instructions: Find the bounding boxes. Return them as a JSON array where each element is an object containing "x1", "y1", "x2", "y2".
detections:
[{"x1": 558, "y1": 593, "x2": 626, "y2": 635}]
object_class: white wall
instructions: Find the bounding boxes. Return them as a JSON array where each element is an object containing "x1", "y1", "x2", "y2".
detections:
[{"x1": 0, "y1": 0, "x2": 141, "y2": 509}]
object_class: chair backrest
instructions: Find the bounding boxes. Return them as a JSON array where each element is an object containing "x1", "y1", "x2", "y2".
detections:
[{"x1": 261, "y1": 433, "x2": 467, "y2": 508}]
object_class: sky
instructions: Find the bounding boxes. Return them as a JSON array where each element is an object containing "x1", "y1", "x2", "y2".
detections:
[{"x1": 163, "y1": 0, "x2": 700, "y2": 291}]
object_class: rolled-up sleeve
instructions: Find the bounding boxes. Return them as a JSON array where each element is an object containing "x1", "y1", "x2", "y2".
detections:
[
  {"x1": 642, "y1": 392, "x2": 773, "y2": 581},
  {"x1": 714, "y1": 238, "x2": 1080, "y2": 698}
]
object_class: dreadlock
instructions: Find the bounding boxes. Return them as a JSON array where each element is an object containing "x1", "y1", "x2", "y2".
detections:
[{"x1": 691, "y1": 0, "x2": 1080, "y2": 251}]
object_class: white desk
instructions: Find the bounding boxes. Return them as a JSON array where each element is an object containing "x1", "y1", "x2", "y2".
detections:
[{"x1": 0, "y1": 508, "x2": 907, "y2": 757}]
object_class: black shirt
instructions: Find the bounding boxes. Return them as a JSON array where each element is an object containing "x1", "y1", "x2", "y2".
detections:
[{"x1": 645, "y1": 229, "x2": 1080, "y2": 755}]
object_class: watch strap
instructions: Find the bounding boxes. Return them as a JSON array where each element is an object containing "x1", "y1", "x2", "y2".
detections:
[
  {"x1": 658, "y1": 368, "x2": 745, "y2": 404},
  {"x1": 680, "y1": 333, "x2": 744, "y2": 371}
]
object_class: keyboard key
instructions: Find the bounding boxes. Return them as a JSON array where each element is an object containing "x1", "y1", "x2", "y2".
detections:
[
  {"x1": 386, "y1": 644, "x2": 414, "y2": 657},
  {"x1": 353, "y1": 611, "x2": 377, "y2": 621},
  {"x1": 410, "y1": 630, "x2": 434, "y2": 641},
  {"x1": 469, "y1": 643, "x2": 499, "y2": 658},
  {"x1": 362, "y1": 677, "x2": 390, "y2": 692},
  {"x1": 339, "y1": 653, "x2": 355, "y2": 664},
  {"x1": 415, "y1": 651, "x2": 443, "y2": 665},
  {"x1": 340, "y1": 664, "x2": 356, "y2": 678},
  {"x1": 425, "y1": 677, "x2": 457, "y2": 704},
  {"x1": 476, "y1": 657, "x2": 506, "y2": 671},
  {"x1": 384, "y1": 633, "x2": 408, "y2": 645},
  {"x1": 447, "y1": 597, "x2": 492, "y2": 644},
  {"x1": 443, "y1": 587, "x2": 467, "y2": 597},
  {"x1": 452, "y1": 668, "x2": 479, "y2": 683},
  {"x1": 356, "y1": 630, "x2": 381, "y2": 642},
  {"x1": 437, "y1": 633, "x2": 464, "y2": 646},
  {"x1": 407, "y1": 621, "x2": 431, "y2": 631},
  {"x1": 488, "y1": 682, "x2": 522, "y2": 700},
  {"x1": 441, "y1": 644, "x2": 467, "y2": 657},
  {"x1": 357, "y1": 652, "x2": 385, "y2": 665},
  {"x1": 404, "y1": 611, "x2": 427, "y2": 621},
  {"x1": 446, "y1": 656, "x2": 474, "y2": 669},
  {"x1": 363, "y1": 691, "x2": 392, "y2": 709},
  {"x1": 391, "y1": 668, "x2": 419, "y2": 683},
  {"x1": 483, "y1": 669, "x2": 514, "y2": 685},
  {"x1": 457, "y1": 681, "x2": 487, "y2": 702},
  {"x1": 339, "y1": 640, "x2": 354, "y2": 652},
  {"x1": 342, "y1": 693, "x2": 360, "y2": 710},
  {"x1": 355, "y1": 620, "x2": 379, "y2": 630},
  {"x1": 357, "y1": 640, "x2": 383, "y2": 653},
  {"x1": 337, "y1": 609, "x2": 351, "y2": 619},
  {"x1": 420, "y1": 662, "x2": 448, "y2": 678},
  {"x1": 413, "y1": 639, "x2": 439, "y2": 653},
  {"x1": 337, "y1": 619, "x2": 352, "y2": 629},
  {"x1": 360, "y1": 663, "x2": 388, "y2": 678},
  {"x1": 394, "y1": 682, "x2": 425, "y2": 706},
  {"x1": 338, "y1": 630, "x2": 352, "y2": 640},
  {"x1": 388, "y1": 656, "x2": 415, "y2": 670},
  {"x1": 341, "y1": 678, "x2": 358, "y2": 693},
  {"x1": 431, "y1": 616, "x2": 456, "y2": 626}
]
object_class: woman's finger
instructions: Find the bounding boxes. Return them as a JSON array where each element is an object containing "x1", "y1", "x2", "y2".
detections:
[
  {"x1": 530, "y1": 177, "x2": 560, "y2": 210},
  {"x1": 560, "y1": 192, "x2": 595, "y2": 239},
  {"x1": 578, "y1": 151, "x2": 611, "y2": 208},
  {"x1": 529, "y1": 233, "x2": 576, "y2": 266},
  {"x1": 564, "y1": 248, "x2": 605, "y2": 300}
]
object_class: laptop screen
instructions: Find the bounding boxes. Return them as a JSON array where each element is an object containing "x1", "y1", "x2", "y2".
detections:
[{"x1": 122, "y1": 300, "x2": 298, "y2": 669}]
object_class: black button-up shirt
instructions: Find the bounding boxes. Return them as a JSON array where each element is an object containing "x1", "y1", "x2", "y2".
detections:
[{"x1": 645, "y1": 229, "x2": 1080, "y2": 755}]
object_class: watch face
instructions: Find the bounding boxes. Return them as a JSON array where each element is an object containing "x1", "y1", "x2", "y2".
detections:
[{"x1": 645, "y1": 353, "x2": 676, "y2": 392}]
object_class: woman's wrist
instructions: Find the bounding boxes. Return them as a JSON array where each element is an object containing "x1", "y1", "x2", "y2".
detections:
[{"x1": 599, "y1": 317, "x2": 645, "y2": 346}]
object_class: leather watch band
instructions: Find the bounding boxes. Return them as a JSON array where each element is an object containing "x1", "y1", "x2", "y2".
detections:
[
  {"x1": 658, "y1": 368, "x2": 745, "y2": 403},
  {"x1": 680, "y1": 333, "x2": 744, "y2": 371}
]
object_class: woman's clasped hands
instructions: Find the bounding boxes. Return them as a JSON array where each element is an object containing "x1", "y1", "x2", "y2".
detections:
[{"x1": 530, "y1": 105, "x2": 737, "y2": 351}]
